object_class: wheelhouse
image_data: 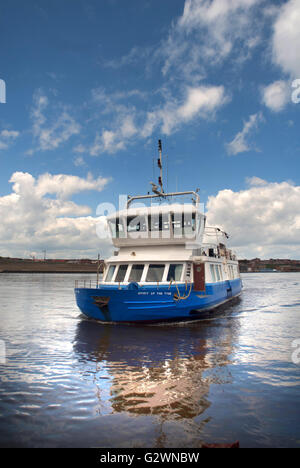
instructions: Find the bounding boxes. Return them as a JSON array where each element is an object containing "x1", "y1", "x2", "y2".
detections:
[{"x1": 106, "y1": 204, "x2": 206, "y2": 247}]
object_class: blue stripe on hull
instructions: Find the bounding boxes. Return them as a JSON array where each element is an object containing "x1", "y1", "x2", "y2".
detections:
[{"x1": 74, "y1": 278, "x2": 242, "y2": 323}]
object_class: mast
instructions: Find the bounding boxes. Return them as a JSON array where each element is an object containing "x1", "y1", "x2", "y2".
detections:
[
  {"x1": 127, "y1": 139, "x2": 200, "y2": 206},
  {"x1": 150, "y1": 140, "x2": 164, "y2": 196},
  {"x1": 158, "y1": 139, "x2": 163, "y2": 193}
]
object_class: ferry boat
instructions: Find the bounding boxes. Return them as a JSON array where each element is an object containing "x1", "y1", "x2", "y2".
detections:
[{"x1": 75, "y1": 141, "x2": 242, "y2": 323}]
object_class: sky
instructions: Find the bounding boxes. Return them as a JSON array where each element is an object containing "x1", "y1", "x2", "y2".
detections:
[{"x1": 0, "y1": 0, "x2": 300, "y2": 259}]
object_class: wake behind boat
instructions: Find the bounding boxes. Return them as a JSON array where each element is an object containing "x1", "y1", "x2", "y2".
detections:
[{"x1": 75, "y1": 141, "x2": 242, "y2": 323}]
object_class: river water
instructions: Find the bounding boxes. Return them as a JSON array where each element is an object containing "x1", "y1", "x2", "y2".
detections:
[{"x1": 0, "y1": 272, "x2": 299, "y2": 448}]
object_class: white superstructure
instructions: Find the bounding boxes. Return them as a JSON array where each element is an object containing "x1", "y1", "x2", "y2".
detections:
[{"x1": 103, "y1": 198, "x2": 240, "y2": 287}]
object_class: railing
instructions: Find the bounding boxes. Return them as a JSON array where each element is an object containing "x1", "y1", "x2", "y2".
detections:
[
  {"x1": 126, "y1": 190, "x2": 200, "y2": 208},
  {"x1": 75, "y1": 279, "x2": 99, "y2": 289},
  {"x1": 193, "y1": 245, "x2": 237, "y2": 261}
]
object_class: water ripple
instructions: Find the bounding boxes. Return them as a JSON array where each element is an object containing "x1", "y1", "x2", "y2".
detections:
[{"x1": 0, "y1": 273, "x2": 299, "y2": 447}]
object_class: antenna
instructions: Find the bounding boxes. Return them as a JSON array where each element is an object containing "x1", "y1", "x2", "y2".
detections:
[
  {"x1": 150, "y1": 139, "x2": 165, "y2": 197},
  {"x1": 158, "y1": 139, "x2": 163, "y2": 193}
]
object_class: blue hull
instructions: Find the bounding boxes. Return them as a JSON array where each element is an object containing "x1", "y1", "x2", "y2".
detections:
[{"x1": 74, "y1": 278, "x2": 242, "y2": 323}]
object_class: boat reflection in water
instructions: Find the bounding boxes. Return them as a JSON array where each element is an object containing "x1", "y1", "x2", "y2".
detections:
[{"x1": 73, "y1": 307, "x2": 240, "y2": 444}]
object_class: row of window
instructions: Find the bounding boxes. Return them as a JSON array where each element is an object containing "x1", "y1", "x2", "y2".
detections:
[
  {"x1": 228, "y1": 264, "x2": 237, "y2": 280},
  {"x1": 105, "y1": 263, "x2": 183, "y2": 283},
  {"x1": 210, "y1": 264, "x2": 224, "y2": 282},
  {"x1": 210, "y1": 263, "x2": 238, "y2": 282},
  {"x1": 108, "y1": 213, "x2": 199, "y2": 239},
  {"x1": 104, "y1": 262, "x2": 239, "y2": 284}
]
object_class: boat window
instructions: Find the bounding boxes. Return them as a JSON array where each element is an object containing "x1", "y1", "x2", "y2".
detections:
[
  {"x1": 215, "y1": 265, "x2": 220, "y2": 281},
  {"x1": 183, "y1": 213, "x2": 196, "y2": 235},
  {"x1": 148, "y1": 214, "x2": 170, "y2": 231},
  {"x1": 146, "y1": 264, "x2": 165, "y2": 282},
  {"x1": 218, "y1": 265, "x2": 223, "y2": 281},
  {"x1": 108, "y1": 218, "x2": 125, "y2": 239},
  {"x1": 127, "y1": 216, "x2": 147, "y2": 233},
  {"x1": 197, "y1": 213, "x2": 204, "y2": 233},
  {"x1": 210, "y1": 264, "x2": 216, "y2": 282},
  {"x1": 105, "y1": 265, "x2": 116, "y2": 282},
  {"x1": 167, "y1": 264, "x2": 183, "y2": 282},
  {"x1": 171, "y1": 213, "x2": 183, "y2": 237},
  {"x1": 209, "y1": 248, "x2": 215, "y2": 257},
  {"x1": 171, "y1": 213, "x2": 196, "y2": 237},
  {"x1": 128, "y1": 264, "x2": 144, "y2": 282},
  {"x1": 115, "y1": 264, "x2": 128, "y2": 282}
]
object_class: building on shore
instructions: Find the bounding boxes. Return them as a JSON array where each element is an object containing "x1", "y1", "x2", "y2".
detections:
[{"x1": 239, "y1": 258, "x2": 300, "y2": 273}]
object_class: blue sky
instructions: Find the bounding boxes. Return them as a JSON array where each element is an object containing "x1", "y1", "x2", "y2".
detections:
[{"x1": 0, "y1": 0, "x2": 300, "y2": 259}]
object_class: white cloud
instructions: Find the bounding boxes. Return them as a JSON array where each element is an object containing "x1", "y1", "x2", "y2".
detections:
[
  {"x1": 178, "y1": 86, "x2": 227, "y2": 120},
  {"x1": 89, "y1": 129, "x2": 126, "y2": 156},
  {"x1": 161, "y1": 0, "x2": 262, "y2": 78},
  {"x1": 33, "y1": 172, "x2": 110, "y2": 199},
  {"x1": 29, "y1": 90, "x2": 80, "y2": 153},
  {"x1": 73, "y1": 144, "x2": 86, "y2": 154},
  {"x1": 139, "y1": 85, "x2": 228, "y2": 137},
  {"x1": 0, "y1": 172, "x2": 112, "y2": 258},
  {"x1": 85, "y1": 89, "x2": 140, "y2": 155},
  {"x1": 103, "y1": 45, "x2": 154, "y2": 70},
  {"x1": 120, "y1": 115, "x2": 137, "y2": 139},
  {"x1": 1, "y1": 130, "x2": 19, "y2": 139},
  {"x1": 161, "y1": 85, "x2": 228, "y2": 135},
  {"x1": 272, "y1": 0, "x2": 300, "y2": 78},
  {"x1": 0, "y1": 129, "x2": 20, "y2": 151},
  {"x1": 261, "y1": 80, "x2": 290, "y2": 112},
  {"x1": 226, "y1": 112, "x2": 264, "y2": 156},
  {"x1": 246, "y1": 176, "x2": 269, "y2": 187},
  {"x1": 87, "y1": 85, "x2": 227, "y2": 154},
  {"x1": 73, "y1": 156, "x2": 86, "y2": 167},
  {"x1": 206, "y1": 178, "x2": 300, "y2": 259}
]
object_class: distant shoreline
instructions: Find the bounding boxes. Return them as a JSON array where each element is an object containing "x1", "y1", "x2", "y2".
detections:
[
  {"x1": 1, "y1": 257, "x2": 299, "y2": 274},
  {"x1": 0, "y1": 258, "x2": 103, "y2": 274},
  {"x1": 0, "y1": 270, "x2": 97, "y2": 274}
]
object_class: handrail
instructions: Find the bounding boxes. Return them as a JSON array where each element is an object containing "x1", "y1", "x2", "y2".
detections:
[
  {"x1": 75, "y1": 280, "x2": 99, "y2": 289},
  {"x1": 126, "y1": 190, "x2": 200, "y2": 208}
]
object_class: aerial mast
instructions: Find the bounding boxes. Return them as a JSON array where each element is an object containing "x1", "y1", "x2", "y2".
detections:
[
  {"x1": 150, "y1": 139, "x2": 165, "y2": 196},
  {"x1": 158, "y1": 139, "x2": 163, "y2": 193}
]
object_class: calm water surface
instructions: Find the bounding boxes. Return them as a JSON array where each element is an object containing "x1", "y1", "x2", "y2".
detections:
[{"x1": 0, "y1": 273, "x2": 299, "y2": 448}]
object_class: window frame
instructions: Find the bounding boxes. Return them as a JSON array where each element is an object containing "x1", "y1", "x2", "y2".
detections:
[
  {"x1": 215, "y1": 264, "x2": 220, "y2": 281},
  {"x1": 218, "y1": 265, "x2": 223, "y2": 281},
  {"x1": 145, "y1": 263, "x2": 167, "y2": 283},
  {"x1": 105, "y1": 264, "x2": 117, "y2": 282},
  {"x1": 210, "y1": 264, "x2": 216, "y2": 282},
  {"x1": 166, "y1": 263, "x2": 184, "y2": 282},
  {"x1": 114, "y1": 264, "x2": 129, "y2": 283},
  {"x1": 128, "y1": 264, "x2": 145, "y2": 283}
]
